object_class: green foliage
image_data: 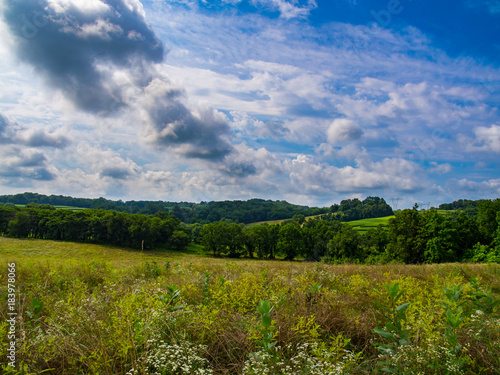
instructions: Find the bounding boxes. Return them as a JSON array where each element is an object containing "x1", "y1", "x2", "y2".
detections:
[
  {"x1": 477, "y1": 199, "x2": 500, "y2": 243},
  {"x1": 330, "y1": 196, "x2": 394, "y2": 221},
  {"x1": 1, "y1": 243, "x2": 500, "y2": 375},
  {"x1": 326, "y1": 224, "x2": 362, "y2": 262},
  {"x1": 199, "y1": 221, "x2": 244, "y2": 257},
  {"x1": 386, "y1": 208, "x2": 425, "y2": 264},
  {"x1": 255, "y1": 300, "x2": 277, "y2": 354},
  {"x1": 373, "y1": 282, "x2": 411, "y2": 360},
  {"x1": 277, "y1": 222, "x2": 304, "y2": 260},
  {"x1": 160, "y1": 285, "x2": 184, "y2": 312},
  {"x1": 7, "y1": 211, "x2": 31, "y2": 238}
]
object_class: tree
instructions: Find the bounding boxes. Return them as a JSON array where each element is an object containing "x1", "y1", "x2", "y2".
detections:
[
  {"x1": 386, "y1": 208, "x2": 425, "y2": 264},
  {"x1": 249, "y1": 224, "x2": 280, "y2": 259},
  {"x1": 169, "y1": 229, "x2": 191, "y2": 251},
  {"x1": 420, "y1": 210, "x2": 458, "y2": 263},
  {"x1": 8, "y1": 211, "x2": 31, "y2": 238},
  {"x1": 477, "y1": 199, "x2": 500, "y2": 245},
  {"x1": 200, "y1": 222, "x2": 244, "y2": 257},
  {"x1": 277, "y1": 222, "x2": 304, "y2": 261},
  {"x1": 362, "y1": 225, "x2": 389, "y2": 262},
  {"x1": 451, "y1": 212, "x2": 481, "y2": 260},
  {"x1": 326, "y1": 225, "x2": 361, "y2": 262}
]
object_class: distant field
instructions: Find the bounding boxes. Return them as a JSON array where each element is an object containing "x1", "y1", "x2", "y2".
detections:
[
  {"x1": 15, "y1": 204, "x2": 87, "y2": 211},
  {"x1": 247, "y1": 214, "x2": 395, "y2": 233},
  {"x1": 245, "y1": 214, "x2": 325, "y2": 227},
  {"x1": 346, "y1": 215, "x2": 394, "y2": 233}
]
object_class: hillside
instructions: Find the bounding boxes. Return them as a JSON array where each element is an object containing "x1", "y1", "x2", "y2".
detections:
[{"x1": 0, "y1": 192, "x2": 326, "y2": 224}]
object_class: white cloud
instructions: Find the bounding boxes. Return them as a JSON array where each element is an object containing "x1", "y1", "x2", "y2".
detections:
[
  {"x1": 327, "y1": 118, "x2": 363, "y2": 145},
  {"x1": 459, "y1": 124, "x2": 500, "y2": 153},
  {"x1": 428, "y1": 162, "x2": 452, "y2": 174},
  {"x1": 47, "y1": 0, "x2": 110, "y2": 15},
  {"x1": 251, "y1": 0, "x2": 317, "y2": 19},
  {"x1": 71, "y1": 19, "x2": 123, "y2": 40}
]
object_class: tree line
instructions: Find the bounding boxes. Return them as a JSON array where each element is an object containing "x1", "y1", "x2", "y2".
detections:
[
  {"x1": 2, "y1": 197, "x2": 499, "y2": 264},
  {"x1": 197, "y1": 200, "x2": 500, "y2": 263},
  {"x1": 0, "y1": 204, "x2": 190, "y2": 251},
  {"x1": 0, "y1": 193, "x2": 396, "y2": 224},
  {"x1": 0, "y1": 193, "x2": 327, "y2": 224}
]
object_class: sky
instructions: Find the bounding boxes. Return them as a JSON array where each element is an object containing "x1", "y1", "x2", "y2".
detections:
[{"x1": 0, "y1": 0, "x2": 499, "y2": 209}]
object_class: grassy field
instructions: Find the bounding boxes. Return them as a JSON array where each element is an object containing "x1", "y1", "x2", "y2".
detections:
[
  {"x1": 14, "y1": 205, "x2": 87, "y2": 211},
  {"x1": 246, "y1": 215, "x2": 394, "y2": 233},
  {"x1": 346, "y1": 216, "x2": 394, "y2": 233},
  {"x1": 1, "y1": 237, "x2": 499, "y2": 374},
  {"x1": 245, "y1": 214, "x2": 325, "y2": 227}
]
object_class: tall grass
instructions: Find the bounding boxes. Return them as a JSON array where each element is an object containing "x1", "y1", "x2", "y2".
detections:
[{"x1": 0, "y1": 237, "x2": 499, "y2": 374}]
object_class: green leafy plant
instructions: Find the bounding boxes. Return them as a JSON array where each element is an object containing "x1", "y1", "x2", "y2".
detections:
[
  {"x1": 255, "y1": 300, "x2": 277, "y2": 354},
  {"x1": 373, "y1": 282, "x2": 411, "y2": 373},
  {"x1": 160, "y1": 285, "x2": 184, "y2": 312},
  {"x1": 467, "y1": 276, "x2": 500, "y2": 315},
  {"x1": 306, "y1": 282, "x2": 322, "y2": 305},
  {"x1": 26, "y1": 297, "x2": 44, "y2": 327}
]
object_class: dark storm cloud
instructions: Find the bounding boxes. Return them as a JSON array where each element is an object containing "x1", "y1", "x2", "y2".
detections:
[
  {"x1": 3, "y1": 0, "x2": 164, "y2": 114},
  {"x1": 3, "y1": 0, "x2": 235, "y2": 160},
  {"x1": 144, "y1": 88, "x2": 234, "y2": 160}
]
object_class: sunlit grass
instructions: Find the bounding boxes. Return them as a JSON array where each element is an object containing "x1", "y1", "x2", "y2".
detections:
[{"x1": 346, "y1": 215, "x2": 394, "y2": 233}]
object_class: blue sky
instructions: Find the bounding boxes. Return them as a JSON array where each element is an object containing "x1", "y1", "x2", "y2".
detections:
[{"x1": 0, "y1": 0, "x2": 499, "y2": 208}]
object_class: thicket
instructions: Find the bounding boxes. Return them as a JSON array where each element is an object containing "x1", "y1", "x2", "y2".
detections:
[{"x1": 1, "y1": 259, "x2": 499, "y2": 374}]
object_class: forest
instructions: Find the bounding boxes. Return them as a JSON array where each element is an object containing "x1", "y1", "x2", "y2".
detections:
[
  {"x1": 0, "y1": 195, "x2": 499, "y2": 264},
  {"x1": 0, "y1": 193, "x2": 327, "y2": 224}
]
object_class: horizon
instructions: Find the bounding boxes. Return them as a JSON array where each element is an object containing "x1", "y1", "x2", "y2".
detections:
[
  {"x1": 0, "y1": 190, "x2": 494, "y2": 211},
  {"x1": 0, "y1": 0, "x2": 499, "y2": 209}
]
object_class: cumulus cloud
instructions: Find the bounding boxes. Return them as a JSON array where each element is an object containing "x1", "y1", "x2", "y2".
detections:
[
  {"x1": 18, "y1": 129, "x2": 70, "y2": 148},
  {"x1": 459, "y1": 124, "x2": 500, "y2": 154},
  {"x1": 0, "y1": 113, "x2": 71, "y2": 148},
  {"x1": 447, "y1": 178, "x2": 500, "y2": 196},
  {"x1": 139, "y1": 77, "x2": 234, "y2": 160},
  {"x1": 472, "y1": 125, "x2": 500, "y2": 153},
  {"x1": 4, "y1": 0, "x2": 164, "y2": 114},
  {"x1": 326, "y1": 118, "x2": 363, "y2": 145},
  {"x1": 3, "y1": 0, "x2": 234, "y2": 160},
  {"x1": 0, "y1": 113, "x2": 14, "y2": 143},
  {"x1": 0, "y1": 145, "x2": 56, "y2": 181},
  {"x1": 428, "y1": 162, "x2": 452, "y2": 174}
]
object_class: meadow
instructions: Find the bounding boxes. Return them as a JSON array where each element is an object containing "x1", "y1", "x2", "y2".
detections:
[
  {"x1": 0, "y1": 237, "x2": 499, "y2": 374},
  {"x1": 346, "y1": 216, "x2": 394, "y2": 233}
]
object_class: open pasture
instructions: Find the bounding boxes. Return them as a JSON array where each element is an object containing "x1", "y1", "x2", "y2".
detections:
[
  {"x1": 346, "y1": 215, "x2": 394, "y2": 233},
  {"x1": 0, "y1": 237, "x2": 499, "y2": 374}
]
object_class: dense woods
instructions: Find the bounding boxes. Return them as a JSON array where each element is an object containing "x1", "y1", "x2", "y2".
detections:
[
  {"x1": 0, "y1": 204, "x2": 189, "y2": 250},
  {"x1": 1, "y1": 195, "x2": 499, "y2": 264}
]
